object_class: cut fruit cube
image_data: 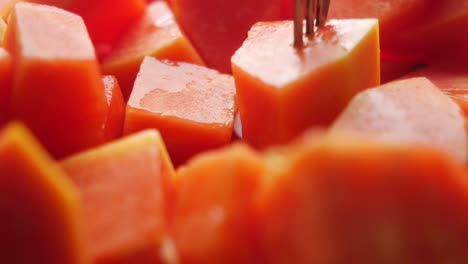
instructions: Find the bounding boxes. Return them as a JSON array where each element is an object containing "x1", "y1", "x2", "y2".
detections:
[
  {"x1": 331, "y1": 77, "x2": 467, "y2": 162},
  {"x1": 0, "y1": 122, "x2": 87, "y2": 264},
  {"x1": 61, "y1": 130, "x2": 175, "y2": 264},
  {"x1": 255, "y1": 132, "x2": 468, "y2": 263},
  {"x1": 101, "y1": 1, "x2": 204, "y2": 100},
  {"x1": 124, "y1": 57, "x2": 237, "y2": 167},
  {"x1": 232, "y1": 19, "x2": 380, "y2": 149},
  {"x1": 5, "y1": 3, "x2": 109, "y2": 158},
  {"x1": 171, "y1": 144, "x2": 264, "y2": 263}
]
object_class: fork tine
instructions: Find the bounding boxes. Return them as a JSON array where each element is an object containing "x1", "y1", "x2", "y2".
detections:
[
  {"x1": 294, "y1": 0, "x2": 331, "y2": 47},
  {"x1": 305, "y1": 0, "x2": 317, "y2": 37},
  {"x1": 317, "y1": 0, "x2": 330, "y2": 27},
  {"x1": 293, "y1": 0, "x2": 304, "y2": 47},
  {"x1": 315, "y1": 0, "x2": 322, "y2": 27}
]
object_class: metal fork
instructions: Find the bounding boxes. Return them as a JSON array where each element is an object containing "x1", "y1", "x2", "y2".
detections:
[{"x1": 294, "y1": 0, "x2": 331, "y2": 47}]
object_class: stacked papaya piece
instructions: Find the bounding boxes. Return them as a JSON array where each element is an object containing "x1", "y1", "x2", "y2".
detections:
[{"x1": 1, "y1": 0, "x2": 468, "y2": 264}]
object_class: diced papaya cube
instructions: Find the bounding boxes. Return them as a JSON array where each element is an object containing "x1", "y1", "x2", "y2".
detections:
[
  {"x1": 124, "y1": 57, "x2": 236, "y2": 167},
  {"x1": 232, "y1": 19, "x2": 380, "y2": 149},
  {"x1": 0, "y1": 47, "x2": 12, "y2": 125},
  {"x1": 401, "y1": 64, "x2": 468, "y2": 116},
  {"x1": 0, "y1": 122, "x2": 87, "y2": 264},
  {"x1": 102, "y1": 75, "x2": 124, "y2": 141},
  {"x1": 5, "y1": 3, "x2": 109, "y2": 158},
  {"x1": 101, "y1": 1, "x2": 204, "y2": 100},
  {"x1": 171, "y1": 144, "x2": 264, "y2": 263},
  {"x1": 331, "y1": 77, "x2": 467, "y2": 162},
  {"x1": 172, "y1": 0, "x2": 284, "y2": 73},
  {"x1": 61, "y1": 130, "x2": 175, "y2": 264},
  {"x1": 255, "y1": 132, "x2": 468, "y2": 263}
]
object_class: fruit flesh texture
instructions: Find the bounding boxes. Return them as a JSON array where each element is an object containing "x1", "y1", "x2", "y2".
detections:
[
  {"x1": 101, "y1": 1, "x2": 204, "y2": 100},
  {"x1": 68, "y1": 0, "x2": 146, "y2": 52},
  {"x1": 102, "y1": 75, "x2": 125, "y2": 141},
  {"x1": 256, "y1": 132, "x2": 468, "y2": 264},
  {"x1": 331, "y1": 77, "x2": 467, "y2": 162},
  {"x1": 328, "y1": 0, "x2": 468, "y2": 62},
  {"x1": 5, "y1": 3, "x2": 109, "y2": 158},
  {"x1": 61, "y1": 130, "x2": 175, "y2": 264},
  {"x1": 171, "y1": 144, "x2": 264, "y2": 264},
  {"x1": 0, "y1": 122, "x2": 87, "y2": 264},
  {"x1": 401, "y1": 64, "x2": 468, "y2": 116},
  {"x1": 171, "y1": 0, "x2": 283, "y2": 73},
  {"x1": 125, "y1": 57, "x2": 236, "y2": 167},
  {"x1": 232, "y1": 19, "x2": 380, "y2": 149},
  {"x1": 393, "y1": 0, "x2": 468, "y2": 62},
  {"x1": 0, "y1": 47, "x2": 12, "y2": 125},
  {"x1": 0, "y1": 0, "x2": 19, "y2": 20}
]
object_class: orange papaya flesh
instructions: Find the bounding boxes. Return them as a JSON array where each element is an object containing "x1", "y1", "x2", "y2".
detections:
[
  {"x1": 0, "y1": 47, "x2": 11, "y2": 125},
  {"x1": 331, "y1": 77, "x2": 467, "y2": 162},
  {"x1": 401, "y1": 64, "x2": 468, "y2": 116},
  {"x1": 232, "y1": 19, "x2": 380, "y2": 149},
  {"x1": 102, "y1": 75, "x2": 125, "y2": 142},
  {"x1": 171, "y1": 0, "x2": 284, "y2": 73},
  {"x1": 61, "y1": 130, "x2": 176, "y2": 264},
  {"x1": 170, "y1": 143, "x2": 264, "y2": 264},
  {"x1": 255, "y1": 132, "x2": 468, "y2": 263},
  {"x1": 0, "y1": 0, "x2": 19, "y2": 21},
  {"x1": 101, "y1": 1, "x2": 204, "y2": 100},
  {"x1": 0, "y1": 122, "x2": 87, "y2": 264},
  {"x1": 391, "y1": 1, "x2": 468, "y2": 62},
  {"x1": 124, "y1": 57, "x2": 236, "y2": 167},
  {"x1": 329, "y1": 0, "x2": 468, "y2": 63},
  {"x1": 5, "y1": 3, "x2": 109, "y2": 158}
]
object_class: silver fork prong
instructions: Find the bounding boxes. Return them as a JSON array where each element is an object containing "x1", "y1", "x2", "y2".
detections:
[
  {"x1": 305, "y1": 0, "x2": 317, "y2": 37},
  {"x1": 315, "y1": 0, "x2": 322, "y2": 27},
  {"x1": 294, "y1": 0, "x2": 304, "y2": 47},
  {"x1": 317, "y1": 0, "x2": 330, "y2": 27},
  {"x1": 294, "y1": 0, "x2": 331, "y2": 47}
]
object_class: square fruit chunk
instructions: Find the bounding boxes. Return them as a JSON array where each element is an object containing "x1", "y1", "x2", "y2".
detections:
[
  {"x1": 125, "y1": 57, "x2": 237, "y2": 167},
  {"x1": 101, "y1": 1, "x2": 204, "y2": 100},
  {"x1": 331, "y1": 77, "x2": 467, "y2": 162},
  {"x1": 171, "y1": 144, "x2": 264, "y2": 263},
  {"x1": 5, "y1": 3, "x2": 109, "y2": 158},
  {"x1": 61, "y1": 130, "x2": 175, "y2": 264},
  {"x1": 102, "y1": 75, "x2": 125, "y2": 141},
  {"x1": 255, "y1": 132, "x2": 468, "y2": 263},
  {"x1": 0, "y1": 122, "x2": 87, "y2": 264},
  {"x1": 232, "y1": 19, "x2": 380, "y2": 149},
  {"x1": 31, "y1": 0, "x2": 145, "y2": 57},
  {"x1": 171, "y1": 0, "x2": 284, "y2": 73}
]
